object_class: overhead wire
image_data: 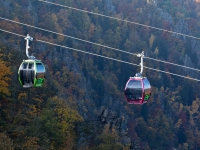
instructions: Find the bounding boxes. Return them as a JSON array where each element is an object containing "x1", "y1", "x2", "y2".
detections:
[
  {"x1": 0, "y1": 28, "x2": 200, "y2": 82},
  {"x1": 0, "y1": 17, "x2": 137, "y2": 56},
  {"x1": 144, "y1": 56, "x2": 200, "y2": 71},
  {"x1": 39, "y1": 0, "x2": 200, "y2": 41},
  {"x1": 0, "y1": 17, "x2": 200, "y2": 72}
]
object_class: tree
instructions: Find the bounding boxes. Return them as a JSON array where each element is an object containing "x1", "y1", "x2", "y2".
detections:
[
  {"x1": 29, "y1": 96, "x2": 83, "y2": 149},
  {"x1": 135, "y1": 117, "x2": 148, "y2": 140},
  {"x1": 178, "y1": 124, "x2": 187, "y2": 144},
  {"x1": 94, "y1": 129, "x2": 129, "y2": 150},
  {"x1": 0, "y1": 59, "x2": 11, "y2": 96},
  {"x1": 0, "y1": 132, "x2": 14, "y2": 150},
  {"x1": 22, "y1": 137, "x2": 40, "y2": 150}
]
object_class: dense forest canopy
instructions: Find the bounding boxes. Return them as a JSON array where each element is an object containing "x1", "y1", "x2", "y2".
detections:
[{"x1": 1, "y1": 0, "x2": 200, "y2": 149}]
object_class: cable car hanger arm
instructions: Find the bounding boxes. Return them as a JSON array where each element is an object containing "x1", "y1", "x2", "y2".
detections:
[
  {"x1": 1, "y1": 29, "x2": 200, "y2": 82},
  {"x1": 0, "y1": 17, "x2": 200, "y2": 72},
  {"x1": 135, "y1": 51, "x2": 144, "y2": 77},
  {"x1": 25, "y1": 34, "x2": 35, "y2": 59}
]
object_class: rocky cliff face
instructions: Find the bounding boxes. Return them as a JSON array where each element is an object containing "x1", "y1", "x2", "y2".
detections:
[
  {"x1": 76, "y1": 106, "x2": 136, "y2": 149},
  {"x1": 105, "y1": 0, "x2": 115, "y2": 13},
  {"x1": 1, "y1": 0, "x2": 200, "y2": 149},
  {"x1": 148, "y1": 3, "x2": 200, "y2": 78}
]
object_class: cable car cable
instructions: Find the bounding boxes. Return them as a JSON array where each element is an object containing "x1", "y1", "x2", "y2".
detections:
[
  {"x1": 144, "y1": 56, "x2": 200, "y2": 72},
  {"x1": 0, "y1": 17, "x2": 200, "y2": 72},
  {"x1": 0, "y1": 17, "x2": 136, "y2": 56},
  {"x1": 30, "y1": 40, "x2": 200, "y2": 82},
  {"x1": 39, "y1": 0, "x2": 200, "y2": 41},
  {"x1": 0, "y1": 28, "x2": 200, "y2": 82},
  {"x1": 0, "y1": 28, "x2": 25, "y2": 38}
]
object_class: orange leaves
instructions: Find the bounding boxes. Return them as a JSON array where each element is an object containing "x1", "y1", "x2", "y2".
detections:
[
  {"x1": 0, "y1": 18, "x2": 23, "y2": 35},
  {"x1": 17, "y1": 92, "x2": 27, "y2": 100},
  {"x1": 0, "y1": 132, "x2": 14, "y2": 150},
  {"x1": 22, "y1": 137, "x2": 39, "y2": 150},
  {"x1": 88, "y1": 24, "x2": 95, "y2": 38},
  {"x1": 0, "y1": 59, "x2": 11, "y2": 96}
]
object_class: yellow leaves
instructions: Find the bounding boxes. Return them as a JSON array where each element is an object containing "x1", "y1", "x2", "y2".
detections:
[
  {"x1": 57, "y1": 9, "x2": 70, "y2": 29},
  {"x1": 0, "y1": 59, "x2": 11, "y2": 96},
  {"x1": 0, "y1": 17, "x2": 23, "y2": 34},
  {"x1": 171, "y1": 102, "x2": 183, "y2": 115},
  {"x1": 22, "y1": 137, "x2": 39, "y2": 150},
  {"x1": 190, "y1": 101, "x2": 199, "y2": 115},
  {"x1": 48, "y1": 96, "x2": 83, "y2": 134},
  {"x1": 0, "y1": 63, "x2": 11, "y2": 78},
  {"x1": 73, "y1": 51, "x2": 78, "y2": 59},
  {"x1": 62, "y1": 135, "x2": 75, "y2": 150},
  {"x1": 175, "y1": 119, "x2": 182, "y2": 128},
  {"x1": 51, "y1": 14, "x2": 58, "y2": 22},
  {"x1": 179, "y1": 103, "x2": 184, "y2": 113},
  {"x1": 51, "y1": 13, "x2": 64, "y2": 42},
  {"x1": 27, "y1": 105, "x2": 39, "y2": 116},
  {"x1": 154, "y1": 47, "x2": 159, "y2": 56},
  {"x1": 25, "y1": 97, "x2": 42, "y2": 116},
  {"x1": 18, "y1": 92, "x2": 27, "y2": 100},
  {"x1": 95, "y1": 127, "x2": 130, "y2": 150},
  {"x1": 189, "y1": 116, "x2": 195, "y2": 126},
  {"x1": 32, "y1": 97, "x2": 43, "y2": 104},
  {"x1": 88, "y1": 24, "x2": 95, "y2": 36},
  {"x1": 0, "y1": 132, "x2": 14, "y2": 150},
  {"x1": 149, "y1": 34, "x2": 155, "y2": 48}
]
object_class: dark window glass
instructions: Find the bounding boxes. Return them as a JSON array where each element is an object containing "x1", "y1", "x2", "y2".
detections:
[
  {"x1": 125, "y1": 79, "x2": 142, "y2": 100},
  {"x1": 23, "y1": 63, "x2": 28, "y2": 69},
  {"x1": 125, "y1": 88, "x2": 142, "y2": 100},
  {"x1": 28, "y1": 63, "x2": 33, "y2": 69}
]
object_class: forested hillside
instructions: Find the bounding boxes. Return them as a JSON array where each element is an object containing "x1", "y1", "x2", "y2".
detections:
[{"x1": 1, "y1": 0, "x2": 200, "y2": 149}]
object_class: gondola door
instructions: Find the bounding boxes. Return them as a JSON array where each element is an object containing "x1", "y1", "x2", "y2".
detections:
[
  {"x1": 124, "y1": 78, "x2": 144, "y2": 104},
  {"x1": 19, "y1": 61, "x2": 34, "y2": 88}
]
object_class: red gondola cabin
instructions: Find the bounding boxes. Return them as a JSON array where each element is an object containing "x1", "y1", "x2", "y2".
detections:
[{"x1": 124, "y1": 77, "x2": 151, "y2": 104}]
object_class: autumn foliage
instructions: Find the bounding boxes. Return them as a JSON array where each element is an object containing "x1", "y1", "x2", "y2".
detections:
[
  {"x1": 1, "y1": 0, "x2": 200, "y2": 149},
  {"x1": 0, "y1": 59, "x2": 11, "y2": 96}
]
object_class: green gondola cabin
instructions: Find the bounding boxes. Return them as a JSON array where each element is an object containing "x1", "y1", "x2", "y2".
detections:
[{"x1": 18, "y1": 59, "x2": 45, "y2": 88}]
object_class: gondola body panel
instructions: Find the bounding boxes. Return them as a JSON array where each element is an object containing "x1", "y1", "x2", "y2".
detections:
[
  {"x1": 18, "y1": 59, "x2": 45, "y2": 88},
  {"x1": 34, "y1": 62, "x2": 45, "y2": 87},
  {"x1": 143, "y1": 78, "x2": 151, "y2": 102},
  {"x1": 124, "y1": 77, "x2": 151, "y2": 104}
]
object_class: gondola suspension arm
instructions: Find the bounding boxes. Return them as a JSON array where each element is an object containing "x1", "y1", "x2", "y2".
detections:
[
  {"x1": 136, "y1": 51, "x2": 144, "y2": 77},
  {"x1": 25, "y1": 34, "x2": 35, "y2": 59}
]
